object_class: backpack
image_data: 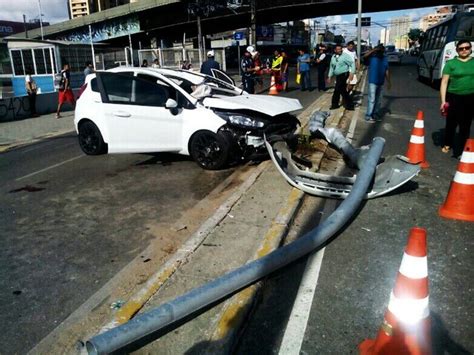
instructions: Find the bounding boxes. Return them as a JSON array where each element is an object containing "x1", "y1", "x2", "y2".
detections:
[{"x1": 54, "y1": 71, "x2": 65, "y2": 90}]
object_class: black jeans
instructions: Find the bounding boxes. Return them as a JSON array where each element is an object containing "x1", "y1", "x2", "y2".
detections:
[
  {"x1": 242, "y1": 75, "x2": 255, "y2": 94},
  {"x1": 27, "y1": 91, "x2": 37, "y2": 115},
  {"x1": 445, "y1": 92, "x2": 474, "y2": 150},
  {"x1": 317, "y1": 65, "x2": 327, "y2": 90},
  {"x1": 332, "y1": 72, "x2": 353, "y2": 108}
]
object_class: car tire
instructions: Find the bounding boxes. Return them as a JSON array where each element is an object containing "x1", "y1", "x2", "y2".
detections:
[
  {"x1": 189, "y1": 131, "x2": 230, "y2": 170},
  {"x1": 78, "y1": 121, "x2": 107, "y2": 155}
]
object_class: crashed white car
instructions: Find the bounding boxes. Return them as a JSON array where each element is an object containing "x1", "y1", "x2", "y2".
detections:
[{"x1": 74, "y1": 67, "x2": 302, "y2": 169}]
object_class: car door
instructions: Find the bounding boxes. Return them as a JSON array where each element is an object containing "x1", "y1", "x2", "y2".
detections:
[
  {"x1": 96, "y1": 72, "x2": 183, "y2": 153},
  {"x1": 210, "y1": 68, "x2": 235, "y2": 86}
]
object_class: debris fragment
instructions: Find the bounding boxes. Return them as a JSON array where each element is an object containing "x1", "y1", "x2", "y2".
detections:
[
  {"x1": 110, "y1": 300, "x2": 125, "y2": 310},
  {"x1": 361, "y1": 227, "x2": 371, "y2": 232}
]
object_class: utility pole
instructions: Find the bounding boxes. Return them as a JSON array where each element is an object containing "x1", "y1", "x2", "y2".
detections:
[
  {"x1": 356, "y1": 0, "x2": 362, "y2": 61},
  {"x1": 37, "y1": 0, "x2": 44, "y2": 40},
  {"x1": 250, "y1": 0, "x2": 256, "y2": 46},
  {"x1": 23, "y1": 14, "x2": 28, "y2": 38},
  {"x1": 197, "y1": 16, "x2": 203, "y2": 66}
]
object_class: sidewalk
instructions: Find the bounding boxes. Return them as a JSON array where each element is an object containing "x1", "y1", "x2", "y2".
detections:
[{"x1": 0, "y1": 111, "x2": 75, "y2": 153}]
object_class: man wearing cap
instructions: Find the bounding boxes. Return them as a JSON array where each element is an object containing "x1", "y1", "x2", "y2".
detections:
[
  {"x1": 241, "y1": 46, "x2": 260, "y2": 94},
  {"x1": 200, "y1": 50, "x2": 220, "y2": 76}
]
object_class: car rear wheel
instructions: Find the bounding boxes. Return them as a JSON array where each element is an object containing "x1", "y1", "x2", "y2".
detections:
[
  {"x1": 78, "y1": 121, "x2": 107, "y2": 155},
  {"x1": 189, "y1": 131, "x2": 230, "y2": 170}
]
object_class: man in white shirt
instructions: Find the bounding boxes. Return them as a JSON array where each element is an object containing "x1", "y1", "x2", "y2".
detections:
[{"x1": 344, "y1": 41, "x2": 359, "y2": 89}]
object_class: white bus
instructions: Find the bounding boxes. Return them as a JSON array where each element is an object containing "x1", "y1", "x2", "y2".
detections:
[{"x1": 418, "y1": 12, "x2": 474, "y2": 82}]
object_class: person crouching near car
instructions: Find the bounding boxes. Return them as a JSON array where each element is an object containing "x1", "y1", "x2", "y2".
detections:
[
  {"x1": 25, "y1": 68, "x2": 39, "y2": 117},
  {"x1": 56, "y1": 63, "x2": 75, "y2": 119},
  {"x1": 440, "y1": 39, "x2": 474, "y2": 156},
  {"x1": 327, "y1": 44, "x2": 355, "y2": 110},
  {"x1": 363, "y1": 44, "x2": 391, "y2": 122}
]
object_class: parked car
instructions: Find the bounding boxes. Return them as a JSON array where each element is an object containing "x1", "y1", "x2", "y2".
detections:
[
  {"x1": 386, "y1": 45, "x2": 402, "y2": 64},
  {"x1": 73, "y1": 67, "x2": 302, "y2": 170}
]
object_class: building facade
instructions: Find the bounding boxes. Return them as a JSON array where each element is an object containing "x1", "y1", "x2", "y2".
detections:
[
  {"x1": 69, "y1": 0, "x2": 134, "y2": 19},
  {"x1": 419, "y1": 6, "x2": 454, "y2": 32}
]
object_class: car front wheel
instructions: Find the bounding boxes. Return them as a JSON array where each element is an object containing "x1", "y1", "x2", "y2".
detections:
[
  {"x1": 189, "y1": 131, "x2": 230, "y2": 170},
  {"x1": 78, "y1": 121, "x2": 107, "y2": 155}
]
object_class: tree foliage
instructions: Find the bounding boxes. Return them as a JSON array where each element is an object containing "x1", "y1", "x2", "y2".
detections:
[{"x1": 408, "y1": 28, "x2": 424, "y2": 42}]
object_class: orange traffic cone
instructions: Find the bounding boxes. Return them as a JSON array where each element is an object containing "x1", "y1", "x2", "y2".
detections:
[
  {"x1": 359, "y1": 227, "x2": 431, "y2": 355},
  {"x1": 269, "y1": 75, "x2": 278, "y2": 95},
  {"x1": 406, "y1": 111, "x2": 429, "y2": 168},
  {"x1": 439, "y1": 138, "x2": 474, "y2": 222}
]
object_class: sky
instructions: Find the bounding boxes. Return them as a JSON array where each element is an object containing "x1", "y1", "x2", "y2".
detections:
[
  {"x1": 2, "y1": 0, "x2": 440, "y2": 43},
  {"x1": 313, "y1": 6, "x2": 438, "y2": 43}
]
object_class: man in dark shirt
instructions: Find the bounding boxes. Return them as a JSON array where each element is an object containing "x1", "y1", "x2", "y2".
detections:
[
  {"x1": 241, "y1": 46, "x2": 260, "y2": 94},
  {"x1": 200, "y1": 50, "x2": 220, "y2": 76}
]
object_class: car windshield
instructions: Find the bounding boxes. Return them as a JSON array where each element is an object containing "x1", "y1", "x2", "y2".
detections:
[{"x1": 163, "y1": 72, "x2": 240, "y2": 99}]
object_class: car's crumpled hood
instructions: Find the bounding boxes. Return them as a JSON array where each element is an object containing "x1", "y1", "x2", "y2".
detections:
[{"x1": 202, "y1": 94, "x2": 303, "y2": 117}]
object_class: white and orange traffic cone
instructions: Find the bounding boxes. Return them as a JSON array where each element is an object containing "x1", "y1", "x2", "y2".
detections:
[
  {"x1": 359, "y1": 227, "x2": 431, "y2": 355},
  {"x1": 269, "y1": 75, "x2": 278, "y2": 95},
  {"x1": 406, "y1": 111, "x2": 429, "y2": 169},
  {"x1": 439, "y1": 138, "x2": 474, "y2": 222}
]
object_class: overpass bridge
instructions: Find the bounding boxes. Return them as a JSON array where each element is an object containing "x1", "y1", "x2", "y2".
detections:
[{"x1": 8, "y1": 0, "x2": 468, "y2": 47}]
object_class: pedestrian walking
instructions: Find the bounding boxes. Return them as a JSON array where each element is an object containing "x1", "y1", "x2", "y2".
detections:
[
  {"x1": 200, "y1": 50, "x2": 220, "y2": 76},
  {"x1": 363, "y1": 44, "x2": 391, "y2": 122},
  {"x1": 327, "y1": 44, "x2": 355, "y2": 110},
  {"x1": 440, "y1": 39, "x2": 474, "y2": 155},
  {"x1": 297, "y1": 48, "x2": 312, "y2": 91},
  {"x1": 83, "y1": 61, "x2": 94, "y2": 82},
  {"x1": 281, "y1": 51, "x2": 289, "y2": 91},
  {"x1": 56, "y1": 63, "x2": 75, "y2": 119},
  {"x1": 316, "y1": 45, "x2": 329, "y2": 91},
  {"x1": 25, "y1": 68, "x2": 39, "y2": 117},
  {"x1": 241, "y1": 46, "x2": 259, "y2": 94}
]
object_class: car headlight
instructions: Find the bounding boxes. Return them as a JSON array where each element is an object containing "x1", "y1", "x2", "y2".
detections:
[
  {"x1": 216, "y1": 112, "x2": 265, "y2": 128},
  {"x1": 229, "y1": 115, "x2": 265, "y2": 128}
]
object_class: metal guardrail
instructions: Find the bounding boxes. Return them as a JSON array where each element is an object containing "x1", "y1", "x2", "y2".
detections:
[{"x1": 86, "y1": 137, "x2": 386, "y2": 354}]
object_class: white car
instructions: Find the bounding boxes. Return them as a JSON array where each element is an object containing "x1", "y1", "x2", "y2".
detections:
[
  {"x1": 386, "y1": 45, "x2": 402, "y2": 64},
  {"x1": 74, "y1": 67, "x2": 302, "y2": 169}
]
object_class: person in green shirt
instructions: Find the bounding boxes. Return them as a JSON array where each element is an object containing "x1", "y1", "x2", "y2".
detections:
[
  {"x1": 440, "y1": 39, "x2": 474, "y2": 155},
  {"x1": 327, "y1": 44, "x2": 356, "y2": 110}
]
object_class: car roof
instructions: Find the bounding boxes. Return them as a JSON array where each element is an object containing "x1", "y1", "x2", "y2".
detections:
[{"x1": 107, "y1": 66, "x2": 205, "y2": 85}]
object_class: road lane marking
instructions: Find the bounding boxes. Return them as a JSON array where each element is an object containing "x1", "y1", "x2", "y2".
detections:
[
  {"x1": 278, "y1": 248, "x2": 326, "y2": 355},
  {"x1": 16, "y1": 155, "x2": 84, "y2": 181}
]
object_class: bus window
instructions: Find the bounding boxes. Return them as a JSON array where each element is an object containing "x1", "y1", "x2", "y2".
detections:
[{"x1": 456, "y1": 16, "x2": 474, "y2": 39}]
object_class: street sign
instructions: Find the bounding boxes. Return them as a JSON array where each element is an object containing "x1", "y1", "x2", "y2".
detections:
[
  {"x1": 355, "y1": 17, "x2": 371, "y2": 27},
  {"x1": 234, "y1": 32, "x2": 245, "y2": 40}
]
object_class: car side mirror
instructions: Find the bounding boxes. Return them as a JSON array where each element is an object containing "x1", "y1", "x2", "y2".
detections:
[
  {"x1": 165, "y1": 98, "x2": 178, "y2": 109},
  {"x1": 165, "y1": 98, "x2": 179, "y2": 115}
]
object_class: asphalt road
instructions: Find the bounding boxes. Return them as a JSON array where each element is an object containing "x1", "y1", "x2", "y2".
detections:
[
  {"x1": 0, "y1": 134, "x2": 235, "y2": 354},
  {"x1": 237, "y1": 57, "x2": 474, "y2": 354},
  {"x1": 0, "y1": 76, "x2": 324, "y2": 354}
]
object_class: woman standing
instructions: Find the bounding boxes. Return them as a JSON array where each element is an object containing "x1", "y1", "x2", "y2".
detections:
[
  {"x1": 440, "y1": 40, "x2": 474, "y2": 155},
  {"x1": 25, "y1": 68, "x2": 39, "y2": 117}
]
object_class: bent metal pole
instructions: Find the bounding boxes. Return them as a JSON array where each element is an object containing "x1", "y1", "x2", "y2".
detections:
[{"x1": 87, "y1": 138, "x2": 386, "y2": 355}]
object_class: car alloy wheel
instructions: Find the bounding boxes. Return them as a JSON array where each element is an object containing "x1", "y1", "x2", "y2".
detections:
[
  {"x1": 189, "y1": 131, "x2": 230, "y2": 170},
  {"x1": 78, "y1": 121, "x2": 106, "y2": 155}
]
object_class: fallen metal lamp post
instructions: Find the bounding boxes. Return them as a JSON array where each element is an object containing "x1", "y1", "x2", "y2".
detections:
[{"x1": 86, "y1": 138, "x2": 385, "y2": 355}]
